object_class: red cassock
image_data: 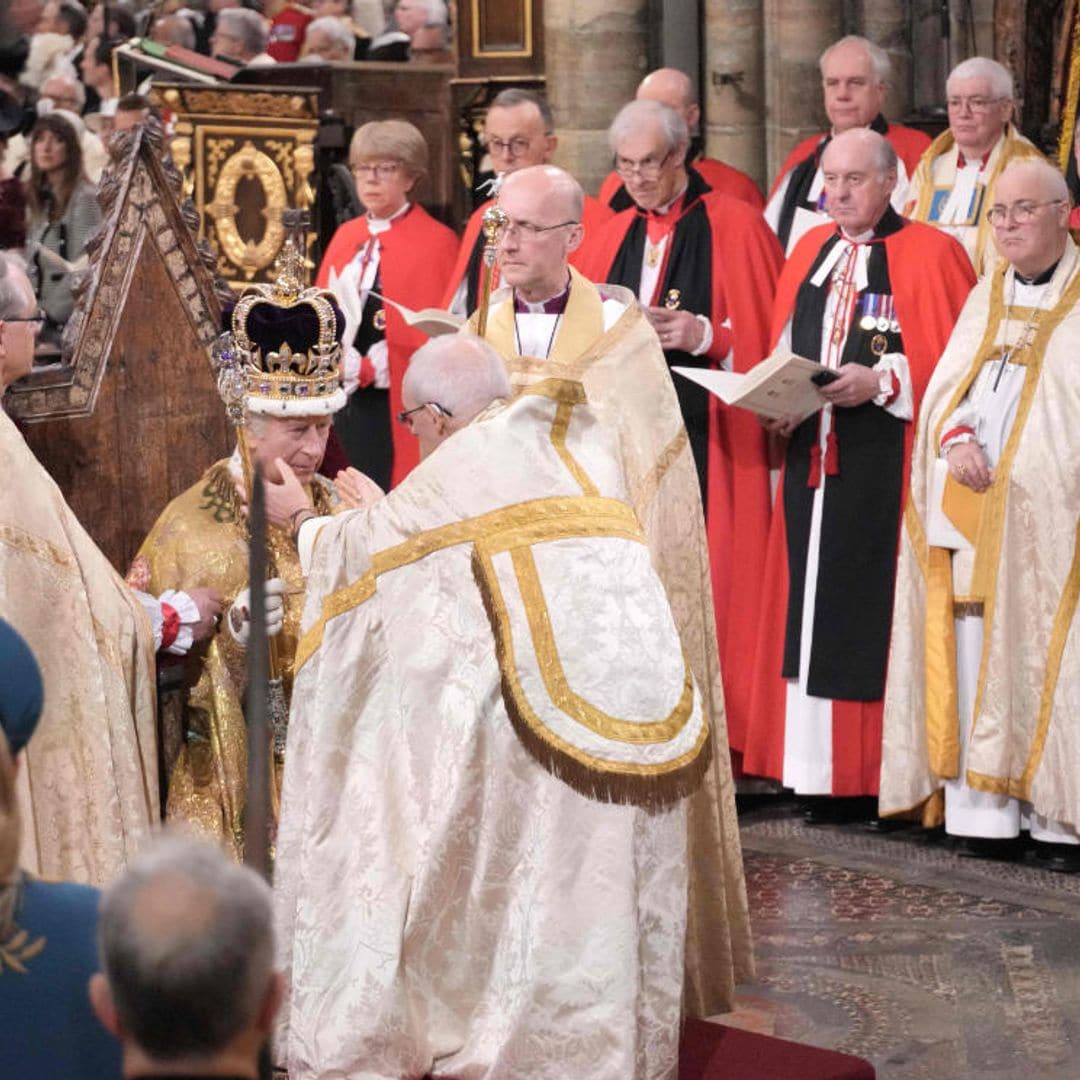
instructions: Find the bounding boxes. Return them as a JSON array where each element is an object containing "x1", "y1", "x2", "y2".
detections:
[
  {"x1": 767, "y1": 121, "x2": 930, "y2": 200},
  {"x1": 578, "y1": 191, "x2": 782, "y2": 762},
  {"x1": 317, "y1": 206, "x2": 458, "y2": 487},
  {"x1": 743, "y1": 219, "x2": 976, "y2": 794},
  {"x1": 599, "y1": 156, "x2": 764, "y2": 211},
  {"x1": 440, "y1": 194, "x2": 612, "y2": 312}
]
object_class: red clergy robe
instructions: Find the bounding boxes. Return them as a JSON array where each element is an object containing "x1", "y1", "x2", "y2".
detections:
[
  {"x1": 767, "y1": 121, "x2": 931, "y2": 200},
  {"x1": 599, "y1": 156, "x2": 763, "y2": 212},
  {"x1": 317, "y1": 205, "x2": 458, "y2": 487},
  {"x1": 578, "y1": 187, "x2": 782, "y2": 762},
  {"x1": 743, "y1": 218, "x2": 975, "y2": 795},
  {"x1": 440, "y1": 194, "x2": 612, "y2": 312}
]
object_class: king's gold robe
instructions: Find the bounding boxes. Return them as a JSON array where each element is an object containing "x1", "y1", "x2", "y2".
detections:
[
  {"x1": 0, "y1": 408, "x2": 157, "y2": 885},
  {"x1": 134, "y1": 457, "x2": 335, "y2": 859},
  {"x1": 472, "y1": 268, "x2": 753, "y2": 1016},
  {"x1": 882, "y1": 238, "x2": 1080, "y2": 829}
]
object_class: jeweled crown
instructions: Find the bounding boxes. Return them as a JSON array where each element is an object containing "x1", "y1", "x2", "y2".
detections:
[{"x1": 212, "y1": 230, "x2": 346, "y2": 418}]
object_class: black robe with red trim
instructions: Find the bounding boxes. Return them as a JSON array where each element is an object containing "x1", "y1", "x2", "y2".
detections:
[
  {"x1": 317, "y1": 205, "x2": 458, "y2": 488},
  {"x1": 743, "y1": 213, "x2": 975, "y2": 794},
  {"x1": 578, "y1": 174, "x2": 782, "y2": 761},
  {"x1": 440, "y1": 194, "x2": 612, "y2": 313}
]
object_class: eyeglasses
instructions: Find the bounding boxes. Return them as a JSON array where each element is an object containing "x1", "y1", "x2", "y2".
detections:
[
  {"x1": 946, "y1": 95, "x2": 1007, "y2": 112},
  {"x1": 613, "y1": 150, "x2": 673, "y2": 180},
  {"x1": 4, "y1": 309, "x2": 46, "y2": 328},
  {"x1": 985, "y1": 199, "x2": 1065, "y2": 225},
  {"x1": 498, "y1": 217, "x2": 579, "y2": 241},
  {"x1": 351, "y1": 161, "x2": 402, "y2": 180},
  {"x1": 482, "y1": 135, "x2": 541, "y2": 158},
  {"x1": 396, "y1": 401, "x2": 453, "y2": 424}
]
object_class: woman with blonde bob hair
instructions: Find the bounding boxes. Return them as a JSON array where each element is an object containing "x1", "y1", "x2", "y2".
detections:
[
  {"x1": 316, "y1": 119, "x2": 458, "y2": 489},
  {"x1": 0, "y1": 619, "x2": 120, "y2": 1077}
]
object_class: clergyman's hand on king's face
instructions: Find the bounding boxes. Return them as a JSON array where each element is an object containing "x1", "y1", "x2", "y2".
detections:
[
  {"x1": 265, "y1": 459, "x2": 314, "y2": 529},
  {"x1": 334, "y1": 466, "x2": 385, "y2": 510}
]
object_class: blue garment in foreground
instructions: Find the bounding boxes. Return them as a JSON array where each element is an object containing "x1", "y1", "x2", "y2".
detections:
[{"x1": 1, "y1": 876, "x2": 121, "y2": 1079}]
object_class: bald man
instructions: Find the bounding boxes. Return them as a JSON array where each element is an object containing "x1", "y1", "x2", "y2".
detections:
[
  {"x1": 473, "y1": 163, "x2": 753, "y2": 1019},
  {"x1": 882, "y1": 160, "x2": 1080, "y2": 868},
  {"x1": 598, "y1": 67, "x2": 764, "y2": 212},
  {"x1": 766, "y1": 35, "x2": 931, "y2": 255},
  {"x1": 744, "y1": 129, "x2": 975, "y2": 820},
  {"x1": 443, "y1": 88, "x2": 611, "y2": 315}
]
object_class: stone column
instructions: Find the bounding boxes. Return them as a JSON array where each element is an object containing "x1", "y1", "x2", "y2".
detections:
[
  {"x1": 703, "y1": 0, "x2": 767, "y2": 190},
  {"x1": 544, "y1": 0, "x2": 650, "y2": 196},
  {"x1": 763, "y1": 0, "x2": 843, "y2": 184},
  {"x1": 856, "y1": 0, "x2": 914, "y2": 121}
]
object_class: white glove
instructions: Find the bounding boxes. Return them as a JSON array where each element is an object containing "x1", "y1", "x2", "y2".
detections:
[{"x1": 227, "y1": 578, "x2": 286, "y2": 646}]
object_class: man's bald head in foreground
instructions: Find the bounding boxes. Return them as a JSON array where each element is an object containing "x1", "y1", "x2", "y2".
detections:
[
  {"x1": 499, "y1": 163, "x2": 584, "y2": 223},
  {"x1": 636, "y1": 67, "x2": 700, "y2": 131},
  {"x1": 990, "y1": 159, "x2": 1070, "y2": 278}
]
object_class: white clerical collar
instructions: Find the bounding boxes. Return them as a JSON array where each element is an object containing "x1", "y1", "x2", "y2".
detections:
[
  {"x1": 367, "y1": 202, "x2": 410, "y2": 235},
  {"x1": 839, "y1": 226, "x2": 875, "y2": 243}
]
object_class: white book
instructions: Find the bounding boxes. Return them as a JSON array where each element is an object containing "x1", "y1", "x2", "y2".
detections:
[{"x1": 673, "y1": 350, "x2": 833, "y2": 423}]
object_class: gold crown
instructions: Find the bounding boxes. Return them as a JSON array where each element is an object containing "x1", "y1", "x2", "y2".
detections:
[{"x1": 212, "y1": 233, "x2": 346, "y2": 419}]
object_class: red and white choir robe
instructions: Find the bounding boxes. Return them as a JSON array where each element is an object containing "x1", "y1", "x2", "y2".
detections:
[
  {"x1": 317, "y1": 203, "x2": 458, "y2": 489},
  {"x1": 578, "y1": 167, "x2": 783, "y2": 768},
  {"x1": 765, "y1": 115, "x2": 931, "y2": 255},
  {"x1": 743, "y1": 210, "x2": 975, "y2": 796},
  {"x1": 441, "y1": 193, "x2": 612, "y2": 315},
  {"x1": 598, "y1": 148, "x2": 763, "y2": 213}
]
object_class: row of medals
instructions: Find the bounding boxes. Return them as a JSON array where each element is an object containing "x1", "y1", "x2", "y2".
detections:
[{"x1": 860, "y1": 312, "x2": 900, "y2": 357}]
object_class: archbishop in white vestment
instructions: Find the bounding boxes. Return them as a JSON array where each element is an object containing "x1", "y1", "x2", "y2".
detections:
[{"x1": 275, "y1": 355, "x2": 709, "y2": 1079}]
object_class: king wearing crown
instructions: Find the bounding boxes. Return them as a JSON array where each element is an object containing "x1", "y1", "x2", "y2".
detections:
[{"x1": 131, "y1": 244, "x2": 347, "y2": 860}]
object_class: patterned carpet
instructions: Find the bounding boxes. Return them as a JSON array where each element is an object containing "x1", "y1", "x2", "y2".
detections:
[{"x1": 727, "y1": 803, "x2": 1080, "y2": 1079}]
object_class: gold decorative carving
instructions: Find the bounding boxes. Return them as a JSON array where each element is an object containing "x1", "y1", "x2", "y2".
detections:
[
  {"x1": 165, "y1": 88, "x2": 319, "y2": 120},
  {"x1": 206, "y1": 140, "x2": 288, "y2": 280}
]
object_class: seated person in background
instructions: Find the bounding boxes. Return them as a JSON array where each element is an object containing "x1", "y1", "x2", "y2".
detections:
[
  {"x1": 300, "y1": 14, "x2": 355, "y2": 63},
  {"x1": 210, "y1": 7, "x2": 275, "y2": 67},
  {"x1": 150, "y1": 12, "x2": 198, "y2": 52},
  {"x1": 367, "y1": 0, "x2": 446, "y2": 61},
  {"x1": 38, "y1": 75, "x2": 109, "y2": 178},
  {"x1": 307, "y1": 0, "x2": 370, "y2": 58},
  {"x1": 0, "y1": 620, "x2": 122, "y2": 1080},
  {"x1": 132, "y1": 244, "x2": 348, "y2": 861},
  {"x1": 24, "y1": 110, "x2": 102, "y2": 348},
  {"x1": 90, "y1": 835, "x2": 282, "y2": 1080},
  {"x1": 80, "y1": 35, "x2": 120, "y2": 131}
]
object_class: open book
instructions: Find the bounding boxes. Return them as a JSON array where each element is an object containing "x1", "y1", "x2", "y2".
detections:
[
  {"x1": 673, "y1": 350, "x2": 833, "y2": 422},
  {"x1": 368, "y1": 292, "x2": 464, "y2": 337}
]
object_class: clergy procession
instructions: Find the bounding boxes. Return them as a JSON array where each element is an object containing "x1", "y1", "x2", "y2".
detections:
[{"x1": 2, "y1": 1, "x2": 1080, "y2": 1075}]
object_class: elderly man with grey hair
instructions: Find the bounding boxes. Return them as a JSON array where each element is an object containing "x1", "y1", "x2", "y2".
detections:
[
  {"x1": 300, "y1": 13, "x2": 354, "y2": 62},
  {"x1": 883, "y1": 158, "x2": 1080, "y2": 870},
  {"x1": 89, "y1": 835, "x2": 282, "y2": 1079},
  {"x1": 270, "y1": 330, "x2": 709, "y2": 1077},
  {"x1": 765, "y1": 34, "x2": 931, "y2": 254},
  {"x1": 210, "y1": 7, "x2": 274, "y2": 66},
  {"x1": 904, "y1": 56, "x2": 1043, "y2": 275},
  {"x1": 580, "y1": 99, "x2": 782, "y2": 782},
  {"x1": 150, "y1": 12, "x2": 198, "y2": 52},
  {"x1": 744, "y1": 127, "x2": 976, "y2": 821}
]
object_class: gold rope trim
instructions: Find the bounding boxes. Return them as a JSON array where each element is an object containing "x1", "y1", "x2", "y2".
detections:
[
  {"x1": 500, "y1": 544, "x2": 694, "y2": 743},
  {"x1": 296, "y1": 496, "x2": 644, "y2": 672},
  {"x1": 472, "y1": 546, "x2": 710, "y2": 807},
  {"x1": 1016, "y1": 517, "x2": 1080, "y2": 796}
]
